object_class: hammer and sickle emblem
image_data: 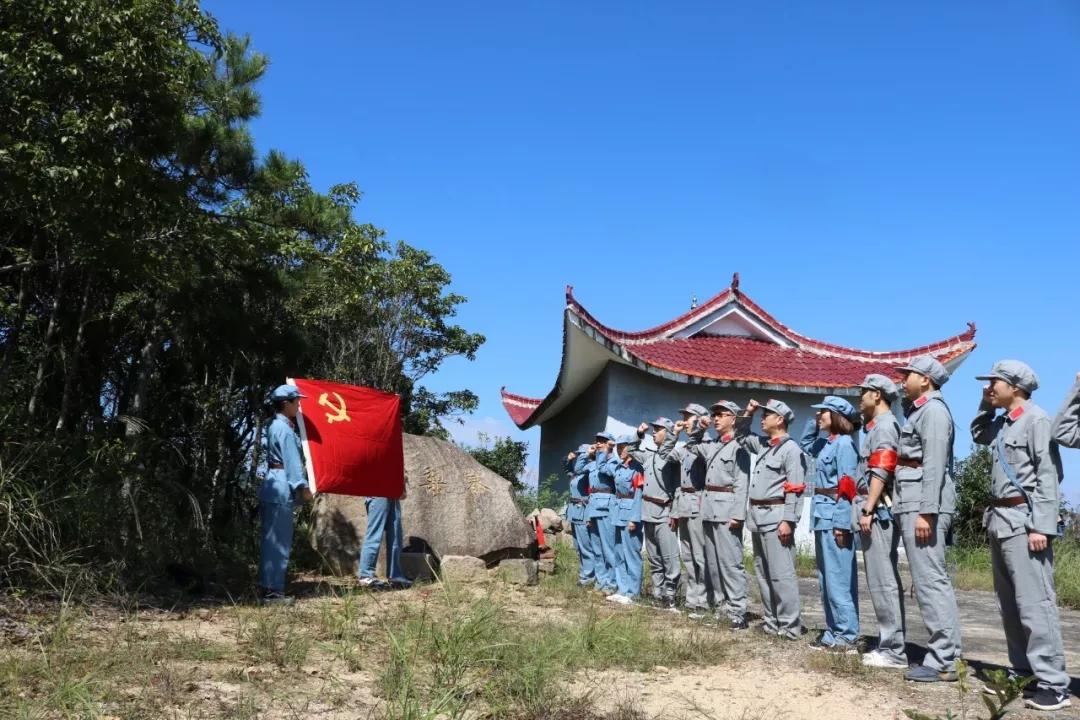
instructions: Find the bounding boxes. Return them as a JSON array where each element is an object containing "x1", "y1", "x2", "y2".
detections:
[{"x1": 318, "y1": 392, "x2": 350, "y2": 424}]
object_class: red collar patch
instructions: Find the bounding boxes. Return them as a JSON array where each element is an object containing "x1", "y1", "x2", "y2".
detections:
[
  {"x1": 1008, "y1": 406, "x2": 1025, "y2": 422},
  {"x1": 828, "y1": 434, "x2": 838, "y2": 442},
  {"x1": 769, "y1": 436, "x2": 782, "y2": 446},
  {"x1": 866, "y1": 420, "x2": 876, "y2": 430},
  {"x1": 913, "y1": 396, "x2": 929, "y2": 408},
  {"x1": 721, "y1": 434, "x2": 733, "y2": 443}
]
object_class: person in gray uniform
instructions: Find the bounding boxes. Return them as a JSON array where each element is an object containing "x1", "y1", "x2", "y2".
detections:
[
  {"x1": 972, "y1": 360, "x2": 1070, "y2": 712},
  {"x1": 686, "y1": 400, "x2": 752, "y2": 629},
  {"x1": 894, "y1": 355, "x2": 962, "y2": 683},
  {"x1": 630, "y1": 418, "x2": 682, "y2": 611},
  {"x1": 854, "y1": 374, "x2": 908, "y2": 669},
  {"x1": 1051, "y1": 371, "x2": 1080, "y2": 449},
  {"x1": 736, "y1": 399, "x2": 808, "y2": 639},
  {"x1": 659, "y1": 403, "x2": 712, "y2": 617}
]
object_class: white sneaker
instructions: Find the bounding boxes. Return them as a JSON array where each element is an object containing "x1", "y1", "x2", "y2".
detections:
[
  {"x1": 612, "y1": 595, "x2": 634, "y2": 605},
  {"x1": 605, "y1": 594, "x2": 626, "y2": 603},
  {"x1": 862, "y1": 650, "x2": 909, "y2": 669}
]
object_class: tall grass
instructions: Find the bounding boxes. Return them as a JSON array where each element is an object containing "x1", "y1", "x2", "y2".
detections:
[{"x1": 948, "y1": 538, "x2": 1080, "y2": 608}]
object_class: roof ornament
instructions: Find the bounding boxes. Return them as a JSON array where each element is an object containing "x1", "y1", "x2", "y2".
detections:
[
  {"x1": 690, "y1": 294, "x2": 697, "y2": 309},
  {"x1": 731, "y1": 272, "x2": 740, "y2": 294}
]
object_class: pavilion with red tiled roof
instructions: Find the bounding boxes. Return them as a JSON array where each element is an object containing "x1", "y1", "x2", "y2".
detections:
[{"x1": 501, "y1": 272, "x2": 977, "y2": 507}]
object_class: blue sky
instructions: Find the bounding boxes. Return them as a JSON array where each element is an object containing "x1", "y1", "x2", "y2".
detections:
[{"x1": 205, "y1": 0, "x2": 1080, "y2": 494}]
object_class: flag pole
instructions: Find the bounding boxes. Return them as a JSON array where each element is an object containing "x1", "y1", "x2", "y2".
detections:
[{"x1": 287, "y1": 377, "x2": 319, "y2": 494}]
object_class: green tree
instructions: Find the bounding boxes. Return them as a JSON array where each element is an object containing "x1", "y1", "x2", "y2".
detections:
[
  {"x1": 461, "y1": 433, "x2": 529, "y2": 490},
  {"x1": 0, "y1": 0, "x2": 485, "y2": 589},
  {"x1": 953, "y1": 444, "x2": 993, "y2": 546}
]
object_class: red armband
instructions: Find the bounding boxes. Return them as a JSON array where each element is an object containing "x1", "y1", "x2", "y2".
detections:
[
  {"x1": 868, "y1": 449, "x2": 898, "y2": 473},
  {"x1": 782, "y1": 481, "x2": 806, "y2": 494},
  {"x1": 838, "y1": 475, "x2": 857, "y2": 502},
  {"x1": 632, "y1": 472, "x2": 644, "y2": 490}
]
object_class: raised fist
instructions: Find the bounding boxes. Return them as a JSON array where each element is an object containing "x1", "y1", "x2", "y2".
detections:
[
  {"x1": 638, "y1": 423, "x2": 649, "y2": 434},
  {"x1": 673, "y1": 420, "x2": 685, "y2": 432},
  {"x1": 746, "y1": 400, "x2": 761, "y2": 414},
  {"x1": 698, "y1": 416, "x2": 710, "y2": 429},
  {"x1": 567, "y1": 452, "x2": 577, "y2": 461}
]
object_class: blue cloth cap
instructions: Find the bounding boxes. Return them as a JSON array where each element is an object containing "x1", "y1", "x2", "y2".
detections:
[
  {"x1": 975, "y1": 360, "x2": 1039, "y2": 394},
  {"x1": 269, "y1": 384, "x2": 307, "y2": 402},
  {"x1": 577, "y1": 443, "x2": 591, "y2": 453},
  {"x1": 811, "y1": 395, "x2": 858, "y2": 421},
  {"x1": 616, "y1": 433, "x2": 636, "y2": 445},
  {"x1": 856, "y1": 373, "x2": 900, "y2": 402},
  {"x1": 595, "y1": 431, "x2": 616, "y2": 442},
  {"x1": 895, "y1": 355, "x2": 950, "y2": 387}
]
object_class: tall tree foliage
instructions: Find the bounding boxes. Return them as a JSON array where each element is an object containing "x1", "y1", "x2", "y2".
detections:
[{"x1": 0, "y1": 0, "x2": 483, "y2": 586}]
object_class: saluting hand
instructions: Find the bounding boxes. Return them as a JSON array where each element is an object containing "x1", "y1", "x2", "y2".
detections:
[
  {"x1": 745, "y1": 400, "x2": 761, "y2": 415},
  {"x1": 1076, "y1": 372, "x2": 1080, "y2": 382},
  {"x1": 698, "y1": 416, "x2": 710, "y2": 429},
  {"x1": 981, "y1": 384, "x2": 993, "y2": 405}
]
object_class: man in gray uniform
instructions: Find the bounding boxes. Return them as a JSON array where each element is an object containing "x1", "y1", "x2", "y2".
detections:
[
  {"x1": 894, "y1": 355, "x2": 962, "y2": 683},
  {"x1": 854, "y1": 374, "x2": 908, "y2": 669},
  {"x1": 1051, "y1": 371, "x2": 1080, "y2": 449},
  {"x1": 972, "y1": 360, "x2": 1070, "y2": 712},
  {"x1": 736, "y1": 399, "x2": 808, "y2": 639},
  {"x1": 630, "y1": 418, "x2": 682, "y2": 611},
  {"x1": 686, "y1": 400, "x2": 752, "y2": 629},
  {"x1": 659, "y1": 403, "x2": 712, "y2": 617}
]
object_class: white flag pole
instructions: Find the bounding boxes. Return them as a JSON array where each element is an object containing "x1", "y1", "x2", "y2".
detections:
[{"x1": 287, "y1": 377, "x2": 319, "y2": 494}]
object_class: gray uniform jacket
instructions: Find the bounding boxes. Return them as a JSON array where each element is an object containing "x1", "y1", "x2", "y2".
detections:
[
  {"x1": 971, "y1": 400, "x2": 1063, "y2": 539},
  {"x1": 658, "y1": 427, "x2": 708, "y2": 520},
  {"x1": 628, "y1": 431, "x2": 680, "y2": 523},
  {"x1": 734, "y1": 418, "x2": 808, "y2": 532},
  {"x1": 856, "y1": 411, "x2": 901, "y2": 524},
  {"x1": 896, "y1": 392, "x2": 956, "y2": 516},
  {"x1": 687, "y1": 433, "x2": 751, "y2": 523},
  {"x1": 1051, "y1": 378, "x2": 1080, "y2": 449}
]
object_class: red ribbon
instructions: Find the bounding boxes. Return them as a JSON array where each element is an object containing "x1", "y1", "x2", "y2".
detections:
[
  {"x1": 783, "y1": 482, "x2": 806, "y2": 494},
  {"x1": 632, "y1": 472, "x2": 645, "y2": 490}
]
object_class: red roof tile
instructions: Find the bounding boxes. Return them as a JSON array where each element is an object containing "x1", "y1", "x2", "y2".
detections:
[{"x1": 501, "y1": 274, "x2": 977, "y2": 429}]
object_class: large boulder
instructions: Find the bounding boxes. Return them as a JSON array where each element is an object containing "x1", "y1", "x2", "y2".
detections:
[{"x1": 310, "y1": 434, "x2": 534, "y2": 577}]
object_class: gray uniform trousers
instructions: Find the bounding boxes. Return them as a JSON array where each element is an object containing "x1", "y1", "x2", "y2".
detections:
[
  {"x1": 861, "y1": 518, "x2": 907, "y2": 663},
  {"x1": 900, "y1": 511, "x2": 961, "y2": 672},
  {"x1": 680, "y1": 514, "x2": 711, "y2": 609},
  {"x1": 752, "y1": 530, "x2": 801, "y2": 638},
  {"x1": 644, "y1": 520, "x2": 681, "y2": 601},
  {"x1": 991, "y1": 533, "x2": 1069, "y2": 692},
  {"x1": 704, "y1": 521, "x2": 748, "y2": 620}
]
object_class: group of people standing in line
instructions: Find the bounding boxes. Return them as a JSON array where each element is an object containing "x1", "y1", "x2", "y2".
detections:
[
  {"x1": 254, "y1": 385, "x2": 411, "y2": 605},
  {"x1": 565, "y1": 356, "x2": 1080, "y2": 713}
]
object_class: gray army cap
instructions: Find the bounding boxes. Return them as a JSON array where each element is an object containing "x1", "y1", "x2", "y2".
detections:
[
  {"x1": 762, "y1": 399, "x2": 795, "y2": 425},
  {"x1": 976, "y1": 360, "x2": 1039, "y2": 394},
  {"x1": 649, "y1": 417, "x2": 676, "y2": 433},
  {"x1": 679, "y1": 403, "x2": 710, "y2": 417},
  {"x1": 895, "y1": 354, "x2": 950, "y2": 387},
  {"x1": 710, "y1": 399, "x2": 742, "y2": 416},
  {"x1": 856, "y1": 373, "x2": 900, "y2": 402}
]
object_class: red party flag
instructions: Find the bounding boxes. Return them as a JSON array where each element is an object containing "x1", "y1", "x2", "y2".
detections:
[{"x1": 288, "y1": 377, "x2": 405, "y2": 498}]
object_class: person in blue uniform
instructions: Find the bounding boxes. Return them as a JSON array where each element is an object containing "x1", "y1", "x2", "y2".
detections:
[
  {"x1": 358, "y1": 471, "x2": 411, "y2": 590},
  {"x1": 799, "y1": 395, "x2": 861, "y2": 651},
  {"x1": 258, "y1": 384, "x2": 314, "y2": 604},
  {"x1": 585, "y1": 431, "x2": 619, "y2": 595},
  {"x1": 567, "y1": 443, "x2": 597, "y2": 587},
  {"x1": 604, "y1": 434, "x2": 646, "y2": 604}
]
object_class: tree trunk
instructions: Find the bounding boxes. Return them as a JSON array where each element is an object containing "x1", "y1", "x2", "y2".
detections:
[
  {"x1": 55, "y1": 274, "x2": 94, "y2": 432},
  {"x1": 206, "y1": 362, "x2": 237, "y2": 527},
  {"x1": 28, "y1": 261, "x2": 68, "y2": 420},
  {"x1": 0, "y1": 238, "x2": 44, "y2": 396}
]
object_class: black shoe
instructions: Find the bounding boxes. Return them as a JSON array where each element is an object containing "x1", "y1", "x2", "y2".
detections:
[
  {"x1": 730, "y1": 617, "x2": 749, "y2": 631},
  {"x1": 1026, "y1": 688, "x2": 1071, "y2": 711},
  {"x1": 260, "y1": 590, "x2": 295, "y2": 606},
  {"x1": 388, "y1": 578, "x2": 413, "y2": 590}
]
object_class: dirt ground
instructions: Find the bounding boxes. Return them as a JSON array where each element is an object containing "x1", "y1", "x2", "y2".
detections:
[{"x1": 3, "y1": 571, "x2": 1080, "y2": 720}]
